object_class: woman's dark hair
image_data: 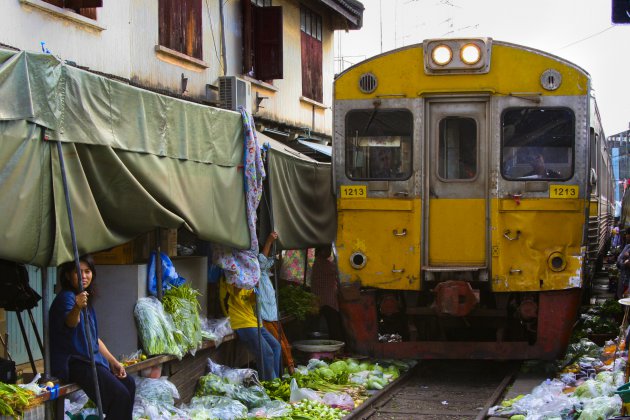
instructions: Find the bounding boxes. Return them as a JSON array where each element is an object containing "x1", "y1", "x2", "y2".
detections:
[
  {"x1": 58, "y1": 254, "x2": 97, "y2": 296},
  {"x1": 315, "y1": 246, "x2": 332, "y2": 259}
]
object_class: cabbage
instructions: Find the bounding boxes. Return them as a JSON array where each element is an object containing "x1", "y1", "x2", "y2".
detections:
[
  {"x1": 329, "y1": 361, "x2": 348, "y2": 374},
  {"x1": 316, "y1": 367, "x2": 336, "y2": 380},
  {"x1": 573, "y1": 379, "x2": 614, "y2": 399}
]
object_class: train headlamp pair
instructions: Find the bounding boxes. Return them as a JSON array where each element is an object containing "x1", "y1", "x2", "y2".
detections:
[
  {"x1": 424, "y1": 38, "x2": 491, "y2": 74},
  {"x1": 432, "y1": 43, "x2": 481, "y2": 66}
]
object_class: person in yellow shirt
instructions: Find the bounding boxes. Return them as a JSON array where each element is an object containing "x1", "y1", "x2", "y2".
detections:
[{"x1": 220, "y1": 277, "x2": 281, "y2": 380}]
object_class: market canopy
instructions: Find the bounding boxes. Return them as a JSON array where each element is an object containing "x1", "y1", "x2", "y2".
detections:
[
  {"x1": 0, "y1": 48, "x2": 248, "y2": 267},
  {"x1": 258, "y1": 134, "x2": 336, "y2": 250},
  {"x1": 0, "y1": 48, "x2": 337, "y2": 267}
]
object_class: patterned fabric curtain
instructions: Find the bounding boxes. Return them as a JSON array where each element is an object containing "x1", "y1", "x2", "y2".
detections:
[{"x1": 211, "y1": 108, "x2": 265, "y2": 289}]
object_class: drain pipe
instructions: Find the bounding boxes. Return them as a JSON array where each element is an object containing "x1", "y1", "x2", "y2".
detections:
[{"x1": 219, "y1": 0, "x2": 227, "y2": 76}]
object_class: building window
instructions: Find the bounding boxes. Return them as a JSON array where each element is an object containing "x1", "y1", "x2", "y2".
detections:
[
  {"x1": 41, "y1": 0, "x2": 101, "y2": 19},
  {"x1": 158, "y1": 0, "x2": 203, "y2": 60},
  {"x1": 242, "y1": 0, "x2": 283, "y2": 80},
  {"x1": 300, "y1": 6, "x2": 322, "y2": 102}
]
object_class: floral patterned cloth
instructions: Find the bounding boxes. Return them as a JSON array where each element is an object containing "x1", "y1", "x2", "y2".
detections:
[
  {"x1": 279, "y1": 249, "x2": 315, "y2": 286},
  {"x1": 212, "y1": 108, "x2": 265, "y2": 289}
]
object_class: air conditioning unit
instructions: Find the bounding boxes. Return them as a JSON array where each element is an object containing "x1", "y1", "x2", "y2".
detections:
[{"x1": 218, "y1": 76, "x2": 252, "y2": 114}]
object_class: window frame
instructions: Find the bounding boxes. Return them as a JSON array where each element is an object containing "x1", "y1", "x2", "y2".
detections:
[
  {"x1": 300, "y1": 5, "x2": 323, "y2": 102},
  {"x1": 40, "y1": 0, "x2": 100, "y2": 19},
  {"x1": 344, "y1": 108, "x2": 414, "y2": 182},
  {"x1": 500, "y1": 106, "x2": 575, "y2": 181},
  {"x1": 158, "y1": 0, "x2": 203, "y2": 61},
  {"x1": 242, "y1": 0, "x2": 283, "y2": 81},
  {"x1": 436, "y1": 116, "x2": 479, "y2": 182}
]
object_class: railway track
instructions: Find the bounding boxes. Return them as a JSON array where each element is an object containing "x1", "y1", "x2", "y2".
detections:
[{"x1": 346, "y1": 360, "x2": 519, "y2": 420}]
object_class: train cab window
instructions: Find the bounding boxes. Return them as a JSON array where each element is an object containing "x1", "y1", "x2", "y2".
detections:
[
  {"x1": 501, "y1": 107, "x2": 574, "y2": 181},
  {"x1": 345, "y1": 109, "x2": 413, "y2": 180},
  {"x1": 438, "y1": 117, "x2": 477, "y2": 180}
]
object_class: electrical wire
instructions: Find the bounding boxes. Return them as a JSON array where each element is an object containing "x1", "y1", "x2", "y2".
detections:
[
  {"x1": 205, "y1": 0, "x2": 225, "y2": 74},
  {"x1": 558, "y1": 25, "x2": 615, "y2": 50}
]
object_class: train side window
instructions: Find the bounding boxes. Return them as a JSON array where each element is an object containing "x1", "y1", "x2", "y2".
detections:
[
  {"x1": 345, "y1": 109, "x2": 413, "y2": 180},
  {"x1": 437, "y1": 117, "x2": 477, "y2": 180},
  {"x1": 501, "y1": 107, "x2": 574, "y2": 181}
]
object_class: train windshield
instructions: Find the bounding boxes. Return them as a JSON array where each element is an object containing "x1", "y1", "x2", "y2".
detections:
[
  {"x1": 501, "y1": 107, "x2": 574, "y2": 181},
  {"x1": 345, "y1": 109, "x2": 413, "y2": 180}
]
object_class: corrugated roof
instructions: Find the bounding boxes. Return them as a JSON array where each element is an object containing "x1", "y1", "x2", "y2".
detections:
[{"x1": 318, "y1": 0, "x2": 364, "y2": 29}]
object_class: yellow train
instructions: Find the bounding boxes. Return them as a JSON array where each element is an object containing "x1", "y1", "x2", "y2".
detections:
[{"x1": 333, "y1": 38, "x2": 614, "y2": 359}]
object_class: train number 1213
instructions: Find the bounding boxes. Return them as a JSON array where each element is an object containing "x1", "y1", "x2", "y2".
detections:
[
  {"x1": 340, "y1": 185, "x2": 367, "y2": 198},
  {"x1": 549, "y1": 185, "x2": 579, "y2": 199}
]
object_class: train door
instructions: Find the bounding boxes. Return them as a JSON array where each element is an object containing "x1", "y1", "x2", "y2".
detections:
[{"x1": 424, "y1": 98, "x2": 488, "y2": 270}]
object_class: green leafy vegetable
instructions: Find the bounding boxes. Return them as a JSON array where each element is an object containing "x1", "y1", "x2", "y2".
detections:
[{"x1": 278, "y1": 285, "x2": 319, "y2": 320}]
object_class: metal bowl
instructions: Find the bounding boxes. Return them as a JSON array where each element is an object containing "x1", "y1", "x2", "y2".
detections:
[{"x1": 292, "y1": 339, "x2": 345, "y2": 353}]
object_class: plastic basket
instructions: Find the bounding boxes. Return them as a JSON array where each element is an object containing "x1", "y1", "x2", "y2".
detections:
[{"x1": 616, "y1": 382, "x2": 630, "y2": 403}]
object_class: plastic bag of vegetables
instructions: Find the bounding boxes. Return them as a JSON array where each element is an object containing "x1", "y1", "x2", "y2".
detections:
[
  {"x1": 247, "y1": 399, "x2": 291, "y2": 418},
  {"x1": 134, "y1": 296, "x2": 183, "y2": 359},
  {"x1": 134, "y1": 376, "x2": 180, "y2": 406},
  {"x1": 323, "y1": 391, "x2": 354, "y2": 411},
  {"x1": 200, "y1": 317, "x2": 233, "y2": 347},
  {"x1": 289, "y1": 377, "x2": 323, "y2": 403},
  {"x1": 577, "y1": 395, "x2": 622, "y2": 420},
  {"x1": 573, "y1": 379, "x2": 616, "y2": 399},
  {"x1": 228, "y1": 384, "x2": 271, "y2": 409},
  {"x1": 207, "y1": 357, "x2": 260, "y2": 386},
  {"x1": 185, "y1": 395, "x2": 248, "y2": 420},
  {"x1": 162, "y1": 284, "x2": 203, "y2": 355},
  {"x1": 196, "y1": 373, "x2": 237, "y2": 397}
]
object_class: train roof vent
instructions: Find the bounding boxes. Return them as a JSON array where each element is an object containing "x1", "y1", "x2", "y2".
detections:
[{"x1": 359, "y1": 72, "x2": 378, "y2": 94}]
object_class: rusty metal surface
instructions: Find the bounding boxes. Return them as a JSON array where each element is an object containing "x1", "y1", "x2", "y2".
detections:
[{"x1": 346, "y1": 360, "x2": 518, "y2": 420}]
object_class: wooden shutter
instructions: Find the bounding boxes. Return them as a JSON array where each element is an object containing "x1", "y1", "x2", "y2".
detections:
[
  {"x1": 42, "y1": 0, "x2": 98, "y2": 18},
  {"x1": 159, "y1": 0, "x2": 179, "y2": 52},
  {"x1": 254, "y1": 6, "x2": 283, "y2": 80},
  {"x1": 242, "y1": 0, "x2": 254, "y2": 75},
  {"x1": 64, "y1": 0, "x2": 102, "y2": 7},
  {"x1": 301, "y1": 33, "x2": 322, "y2": 102},
  {"x1": 159, "y1": 0, "x2": 202, "y2": 59},
  {"x1": 183, "y1": 0, "x2": 202, "y2": 59}
]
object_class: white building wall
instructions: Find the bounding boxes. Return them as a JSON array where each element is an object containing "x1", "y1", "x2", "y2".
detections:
[
  {"x1": 1, "y1": 0, "x2": 132, "y2": 77},
  {"x1": 128, "y1": 0, "x2": 224, "y2": 100},
  {"x1": 1, "y1": 0, "x2": 337, "y2": 136}
]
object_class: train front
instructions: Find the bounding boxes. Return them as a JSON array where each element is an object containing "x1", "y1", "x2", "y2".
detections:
[{"x1": 333, "y1": 38, "x2": 602, "y2": 359}]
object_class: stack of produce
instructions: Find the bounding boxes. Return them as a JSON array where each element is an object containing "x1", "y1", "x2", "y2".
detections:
[
  {"x1": 162, "y1": 284, "x2": 203, "y2": 354},
  {"x1": 134, "y1": 296, "x2": 183, "y2": 359},
  {"x1": 261, "y1": 357, "x2": 415, "y2": 415},
  {"x1": 0, "y1": 382, "x2": 34, "y2": 418},
  {"x1": 572, "y1": 299, "x2": 623, "y2": 343},
  {"x1": 278, "y1": 285, "x2": 319, "y2": 321},
  {"x1": 488, "y1": 337, "x2": 627, "y2": 419}
]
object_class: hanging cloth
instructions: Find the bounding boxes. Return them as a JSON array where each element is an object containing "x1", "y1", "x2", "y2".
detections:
[{"x1": 212, "y1": 108, "x2": 265, "y2": 289}]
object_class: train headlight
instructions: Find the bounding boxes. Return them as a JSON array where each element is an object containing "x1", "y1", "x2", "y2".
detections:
[
  {"x1": 350, "y1": 252, "x2": 367, "y2": 269},
  {"x1": 431, "y1": 45, "x2": 452, "y2": 66},
  {"x1": 547, "y1": 252, "x2": 567, "y2": 272},
  {"x1": 424, "y1": 38, "x2": 492, "y2": 74},
  {"x1": 460, "y1": 43, "x2": 481, "y2": 65}
]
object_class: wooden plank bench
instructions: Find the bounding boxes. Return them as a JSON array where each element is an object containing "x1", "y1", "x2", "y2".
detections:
[{"x1": 25, "y1": 334, "x2": 236, "y2": 417}]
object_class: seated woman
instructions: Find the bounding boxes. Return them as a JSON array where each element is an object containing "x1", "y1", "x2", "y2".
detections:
[{"x1": 49, "y1": 255, "x2": 135, "y2": 420}]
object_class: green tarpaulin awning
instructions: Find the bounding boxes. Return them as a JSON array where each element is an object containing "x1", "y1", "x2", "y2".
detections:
[
  {"x1": 0, "y1": 48, "x2": 248, "y2": 266},
  {"x1": 0, "y1": 49, "x2": 337, "y2": 267},
  {"x1": 258, "y1": 133, "x2": 336, "y2": 250}
]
